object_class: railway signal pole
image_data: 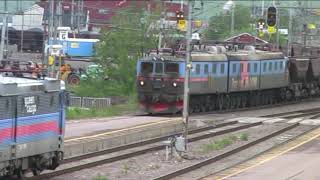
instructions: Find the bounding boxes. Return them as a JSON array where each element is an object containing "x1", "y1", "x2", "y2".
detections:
[
  {"x1": 0, "y1": 0, "x2": 8, "y2": 60},
  {"x1": 182, "y1": 0, "x2": 193, "y2": 150}
]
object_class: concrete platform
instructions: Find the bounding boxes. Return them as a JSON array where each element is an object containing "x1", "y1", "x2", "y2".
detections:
[
  {"x1": 226, "y1": 136, "x2": 320, "y2": 180},
  {"x1": 65, "y1": 116, "x2": 177, "y2": 139}
]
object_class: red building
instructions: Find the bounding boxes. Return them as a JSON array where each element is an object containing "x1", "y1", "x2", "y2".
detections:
[{"x1": 39, "y1": 0, "x2": 187, "y2": 33}]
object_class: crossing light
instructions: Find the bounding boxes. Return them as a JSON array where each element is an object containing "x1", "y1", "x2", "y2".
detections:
[
  {"x1": 267, "y1": 6, "x2": 277, "y2": 27},
  {"x1": 257, "y1": 18, "x2": 265, "y2": 29},
  {"x1": 176, "y1": 11, "x2": 184, "y2": 23},
  {"x1": 176, "y1": 11, "x2": 186, "y2": 31}
]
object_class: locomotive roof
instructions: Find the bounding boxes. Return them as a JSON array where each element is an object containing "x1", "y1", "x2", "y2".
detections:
[
  {"x1": 191, "y1": 52, "x2": 228, "y2": 61},
  {"x1": 141, "y1": 51, "x2": 285, "y2": 62},
  {"x1": 0, "y1": 75, "x2": 62, "y2": 96},
  {"x1": 227, "y1": 51, "x2": 285, "y2": 60}
]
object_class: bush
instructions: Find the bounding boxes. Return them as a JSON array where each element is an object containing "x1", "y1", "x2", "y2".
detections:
[
  {"x1": 66, "y1": 102, "x2": 138, "y2": 120},
  {"x1": 68, "y1": 79, "x2": 136, "y2": 98}
]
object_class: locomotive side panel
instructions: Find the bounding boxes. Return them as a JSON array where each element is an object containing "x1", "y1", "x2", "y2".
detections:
[
  {"x1": 189, "y1": 62, "x2": 228, "y2": 94},
  {"x1": 228, "y1": 60, "x2": 260, "y2": 92},
  {"x1": 260, "y1": 59, "x2": 289, "y2": 89},
  {"x1": 0, "y1": 97, "x2": 15, "y2": 162},
  {"x1": 15, "y1": 92, "x2": 61, "y2": 158}
]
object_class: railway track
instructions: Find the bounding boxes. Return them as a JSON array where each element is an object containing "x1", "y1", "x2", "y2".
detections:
[
  {"x1": 153, "y1": 123, "x2": 301, "y2": 180},
  {"x1": 26, "y1": 122, "x2": 261, "y2": 179},
  {"x1": 141, "y1": 98, "x2": 320, "y2": 119},
  {"x1": 23, "y1": 107, "x2": 320, "y2": 179}
]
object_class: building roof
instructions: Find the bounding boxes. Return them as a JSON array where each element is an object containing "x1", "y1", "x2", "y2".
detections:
[{"x1": 224, "y1": 33, "x2": 269, "y2": 44}]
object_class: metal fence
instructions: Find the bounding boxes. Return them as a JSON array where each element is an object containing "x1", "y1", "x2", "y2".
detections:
[{"x1": 69, "y1": 96, "x2": 112, "y2": 109}]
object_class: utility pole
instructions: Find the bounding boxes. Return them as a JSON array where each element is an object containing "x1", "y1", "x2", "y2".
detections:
[
  {"x1": 158, "y1": 1, "x2": 165, "y2": 49},
  {"x1": 231, "y1": 5, "x2": 234, "y2": 35},
  {"x1": 0, "y1": 0, "x2": 8, "y2": 60},
  {"x1": 303, "y1": 1, "x2": 307, "y2": 49},
  {"x1": 276, "y1": 6, "x2": 280, "y2": 50},
  {"x1": 77, "y1": 0, "x2": 82, "y2": 33},
  {"x1": 71, "y1": 0, "x2": 74, "y2": 29},
  {"x1": 182, "y1": 0, "x2": 193, "y2": 150},
  {"x1": 287, "y1": 8, "x2": 292, "y2": 56},
  {"x1": 49, "y1": 0, "x2": 54, "y2": 41},
  {"x1": 57, "y1": 0, "x2": 62, "y2": 27}
]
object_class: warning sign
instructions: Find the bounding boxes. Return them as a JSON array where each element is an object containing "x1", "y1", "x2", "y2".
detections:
[
  {"x1": 177, "y1": 20, "x2": 186, "y2": 31},
  {"x1": 268, "y1": 26, "x2": 276, "y2": 34}
]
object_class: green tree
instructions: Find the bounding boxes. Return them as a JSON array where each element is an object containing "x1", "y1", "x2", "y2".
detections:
[
  {"x1": 205, "y1": 5, "x2": 254, "y2": 41},
  {"x1": 93, "y1": 5, "x2": 158, "y2": 96}
]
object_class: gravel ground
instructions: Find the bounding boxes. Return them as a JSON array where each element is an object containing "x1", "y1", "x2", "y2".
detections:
[
  {"x1": 48, "y1": 123, "x2": 297, "y2": 180},
  {"x1": 175, "y1": 125, "x2": 315, "y2": 180}
]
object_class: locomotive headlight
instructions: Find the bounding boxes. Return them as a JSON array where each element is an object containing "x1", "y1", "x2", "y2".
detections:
[
  {"x1": 140, "y1": 81, "x2": 145, "y2": 86},
  {"x1": 172, "y1": 82, "x2": 177, "y2": 87}
]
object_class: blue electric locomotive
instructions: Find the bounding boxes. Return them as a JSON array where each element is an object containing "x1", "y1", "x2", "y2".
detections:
[
  {"x1": 136, "y1": 46, "x2": 290, "y2": 114},
  {"x1": 0, "y1": 75, "x2": 66, "y2": 178}
]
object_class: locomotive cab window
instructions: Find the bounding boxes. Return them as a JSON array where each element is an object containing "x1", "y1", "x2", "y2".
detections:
[
  {"x1": 155, "y1": 63, "x2": 163, "y2": 74},
  {"x1": 141, "y1": 62, "x2": 153, "y2": 74},
  {"x1": 275, "y1": 61, "x2": 278, "y2": 71},
  {"x1": 165, "y1": 63, "x2": 179, "y2": 74}
]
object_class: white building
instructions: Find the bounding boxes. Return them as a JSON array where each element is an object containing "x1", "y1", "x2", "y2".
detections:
[{"x1": 11, "y1": 4, "x2": 44, "y2": 31}]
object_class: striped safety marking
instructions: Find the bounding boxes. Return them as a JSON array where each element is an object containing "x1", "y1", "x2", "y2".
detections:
[
  {"x1": 203, "y1": 127, "x2": 320, "y2": 180},
  {"x1": 65, "y1": 118, "x2": 181, "y2": 143}
]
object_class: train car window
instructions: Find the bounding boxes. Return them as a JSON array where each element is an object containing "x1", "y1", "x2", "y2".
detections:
[
  {"x1": 212, "y1": 64, "x2": 217, "y2": 74},
  {"x1": 204, "y1": 64, "x2": 209, "y2": 74},
  {"x1": 254, "y1": 63, "x2": 258, "y2": 73},
  {"x1": 269, "y1": 62, "x2": 272, "y2": 71},
  {"x1": 155, "y1": 63, "x2": 163, "y2": 74},
  {"x1": 240, "y1": 63, "x2": 243, "y2": 72},
  {"x1": 275, "y1": 61, "x2": 278, "y2": 71},
  {"x1": 165, "y1": 63, "x2": 179, "y2": 74},
  {"x1": 141, "y1": 62, "x2": 153, "y2": 74},
  {"x1": 232, "y1": 64, "x2": 237, "y2": 73},
  {"x1": 279, "y1": 61, "x2": 283, "y2": 70},
  {"x1": 221, "y1": 63, "x2": 225, "y2": 74},
  {"x1": 247, "y1": 63, "x2": 251, "y2": 73},
  {"x1": 263, "y1": 62, "x2": 267, "y2": 72}
]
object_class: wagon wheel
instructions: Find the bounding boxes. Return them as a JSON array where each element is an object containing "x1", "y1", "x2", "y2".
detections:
[
  {"x1": 241, "y1": 96, "x2": 247, "y2": 108},
  {"x1": 67, "y1": 74, "x2": 80, "y2": 86},
  {"x1": 218, "y1": 96, "x2": 223, "y2": 111},
  {"x1": 32, "y1": 169, "x2": 41, "y2": 176},
  {"x1": 16, "y1": 169, "x2": 25, "y2": 179}
]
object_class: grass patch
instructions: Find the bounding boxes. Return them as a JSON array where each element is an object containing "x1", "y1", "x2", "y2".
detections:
[
  {"x1": 122, "y1": 163, "x2": 130, "y2": 175},
  {"x1": 239, "y1": 133, "x2": 249, "y2": 141},
  {"x1": 201, "y1": 133, "x2": 250, "y2": 153},
  {"x1": 93, "y1": 174, "x2": 108, "y2": 180},
  {"x1": 66, "y1": 102, "x2": 138, "y2": 120}
]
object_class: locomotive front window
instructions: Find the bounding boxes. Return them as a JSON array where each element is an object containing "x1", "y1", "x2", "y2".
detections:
[
  {"x1": 165, "y1": 63, "x2": 179, "y2": 74},
  {"x1": 141, "y1": 62, "x2": 153, "y2": 74},
  {"x1": 155, "y1": 63, "x2": 163, "y2": 74}
]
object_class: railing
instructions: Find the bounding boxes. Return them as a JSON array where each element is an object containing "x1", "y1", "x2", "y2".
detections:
[{"x1": 69, "y1": 96, "x2": 112, "y2": 109}]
